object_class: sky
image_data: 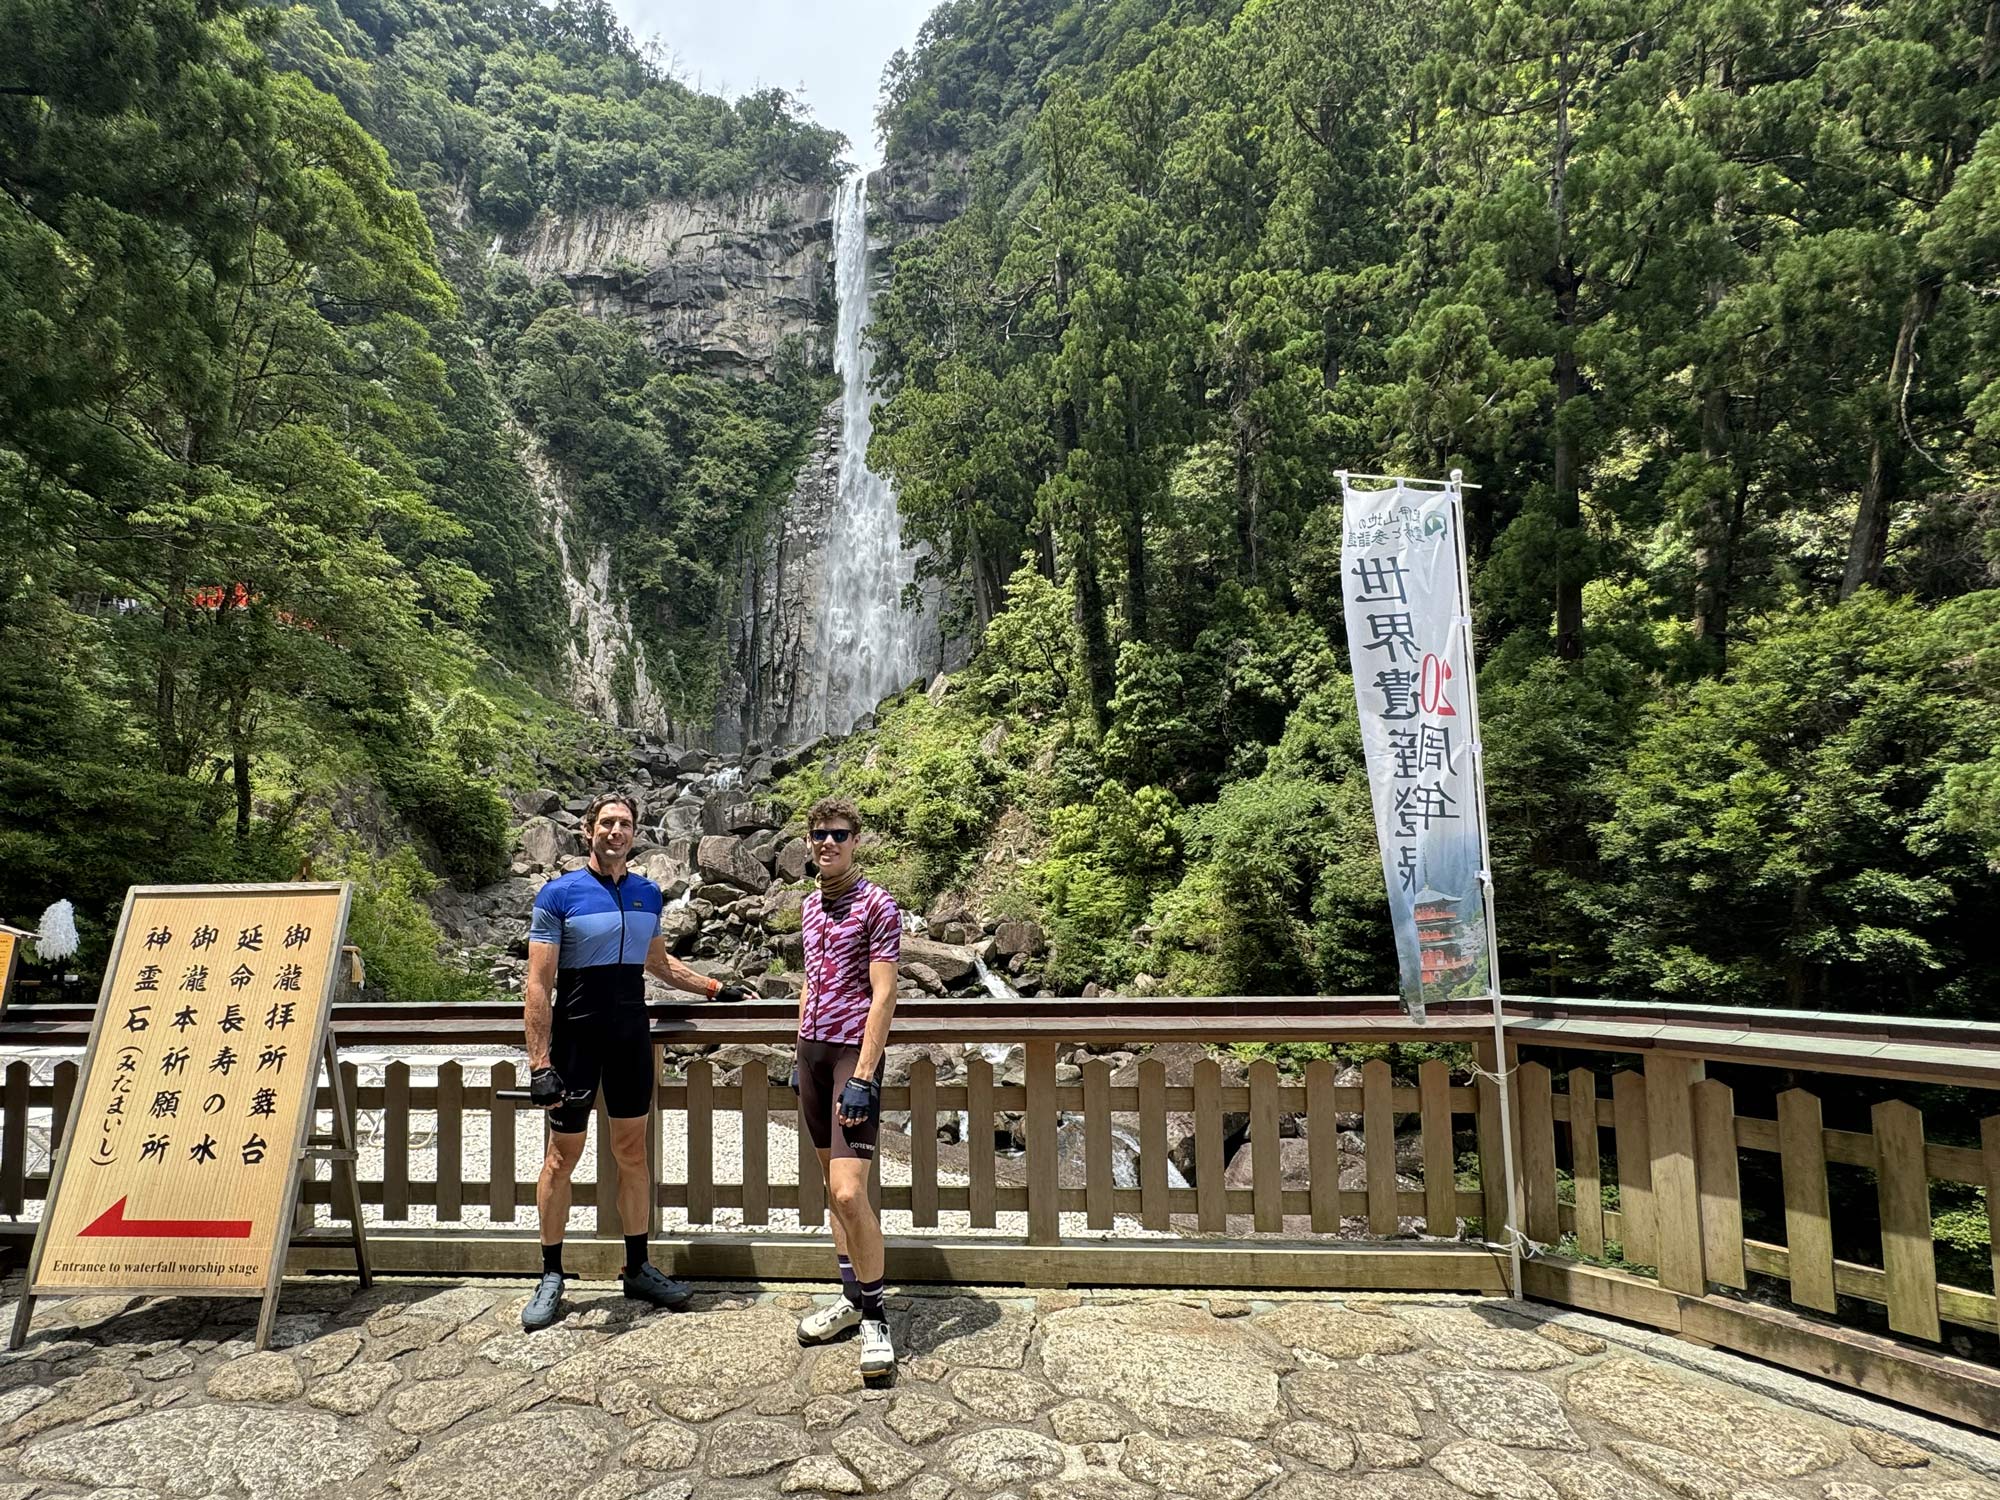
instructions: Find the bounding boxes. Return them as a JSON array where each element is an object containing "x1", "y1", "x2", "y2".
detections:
[{"x1": 615, "y1": 0, "x2": 941, "y2": 168}]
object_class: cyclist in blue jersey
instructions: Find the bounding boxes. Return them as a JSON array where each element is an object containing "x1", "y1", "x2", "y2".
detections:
[{"x1": 520, "y1": 791, "x2": 754, "y2": 1331}]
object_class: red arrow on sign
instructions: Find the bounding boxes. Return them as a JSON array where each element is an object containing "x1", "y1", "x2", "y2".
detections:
[{"x1": 78, "y1": 1196, "x2": 253, "y2": 1240}]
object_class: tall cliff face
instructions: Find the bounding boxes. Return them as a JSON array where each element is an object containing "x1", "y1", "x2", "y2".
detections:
[
  {"x1": 715, "y1": 399, "x2": 843, "y2": 753},
  {"x1": 505, "y1": 171, "x2": 965, "y2": 750},
  {"x1": 518, "y1": 435, "x2": 672, "y2": 735},
  {"x1": 505, "y1": 185, "x2": 836, "y2": 376}
]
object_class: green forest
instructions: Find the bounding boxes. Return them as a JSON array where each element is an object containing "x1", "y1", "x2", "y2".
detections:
[
  {"x1": 826, "y1": 0, "x2": 2000, "y2": 1019},
  {"x1": 0, "y1": 0, "x2": 838, "y2": 991},
  {"x1": 4, "y1": 0, "x2": 1999, "y2": 1021}
]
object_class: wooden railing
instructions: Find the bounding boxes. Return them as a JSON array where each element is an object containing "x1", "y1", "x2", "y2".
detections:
[{"x1": 0, "y1": 993, "x2": 1996, "y2": 1424}]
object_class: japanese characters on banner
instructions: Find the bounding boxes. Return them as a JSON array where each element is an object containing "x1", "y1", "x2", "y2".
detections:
[
  {"x1": 31, "y1": 885, "x2": 350, "y2": 1295},
  {"x1": 1340, "y1": 477, "x2": 1493, "y2": 1018}
]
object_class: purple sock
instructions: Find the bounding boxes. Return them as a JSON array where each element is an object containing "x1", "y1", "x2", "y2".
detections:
[{"x1": 838, "y1": 1254, "x2": 860, "y2": 1306}]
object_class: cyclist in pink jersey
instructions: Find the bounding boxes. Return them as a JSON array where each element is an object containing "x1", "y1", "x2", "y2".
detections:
[{"x1": 792, "y1": 795, "x2": 900, "y2": 1374}]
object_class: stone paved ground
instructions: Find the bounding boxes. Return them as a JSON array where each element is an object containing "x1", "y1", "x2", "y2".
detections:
[{"x1": 0, "y1": 1276, "x2": 1995, "y2": 1500}]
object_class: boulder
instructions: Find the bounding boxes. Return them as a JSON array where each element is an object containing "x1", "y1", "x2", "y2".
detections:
[
  {"x1": 697, "y1": 834, "x2": 771, "y2": 894},
  {"x1": 775, "y1": 838, "x2": 811, "y2": 881},
  {"x1": 993, "y1": 920, "x2": 1045, "y2": 958},
  {"x1": 902, "y1": 961, "x2": 947, "y2": 996},
  {"x1": 658, "y1": 908, "x2": 699, "y2": 954},
  {"x1": 517, "y1": 817, "x2": 568, "y2": 869},
  {"x1": 927, "y1": 891, "x2": 971, "y2": 929},
  {"x1": 899, "y1": 935, "x2": 979, "y2": 986},
  {"x1": 511, "y1": 788, "x2": 562, "y2": 818},
  {"x1": 659, "y1": 803, "x2": 703, "y2": 841}
]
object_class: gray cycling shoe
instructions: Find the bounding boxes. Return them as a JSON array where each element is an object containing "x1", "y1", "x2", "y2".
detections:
[
  {"x1": 621, "y1": 1261, "x2": 694, "y2": 1310},
  {"x1": 522, "y1": 1270, "x2": 566, "y2": 1331}
]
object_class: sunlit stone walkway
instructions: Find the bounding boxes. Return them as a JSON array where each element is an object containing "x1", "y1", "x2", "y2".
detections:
[{"x1": 0, "y1": 1276, "x2": 1995, "y2": 1500}]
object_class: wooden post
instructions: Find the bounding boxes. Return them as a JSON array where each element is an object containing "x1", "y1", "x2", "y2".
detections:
[
  {"x1": 1984, "y1": 1116, "x2": 2000, "y2": 1341},
  {"x1": 1692, "y1": 1077, "x2": 1745, "y2": 1289},
  {"x1": 967, "y1": 1056, "x2": 995, "y2": 1230},
  {"x1": 436, "y1": 1062, "x2": 463, "y2": 1223},
  {"x1": 1474, "y1": 1039, "x2": 1508, "y2": 1237},
  {"x1": 910, "y1": 1058, "x2": 938, "y2": 1230},
  {"x1": 1025, "y1": 1039, "x2": 1060, "y2": 1246},
  {"x1": 1, "y1": 1060, "x2": 28, "y2": 1217},
  {"x1": 1645, "y1": 1054, "x2": 1706, "y2": 1295},
  {"x1": 1568, "y1": 1069, "x2": 1604, "y2": 1260},
  {"x1": 383, "y1": 1061, "x2": 411, "y2": 1222},
  {"x1": 1518, "y1": 1062, "x2": 1557, "y2": 1246},
  {"x1": 686, "y1": 1059, "x2": 714, "y2": 1226},
  {"x1": 335, "y1": 1060, "x2": 362, "y2": 1231},
  {"x1": 1872, "y1": 1100, "x2": 1941, "y2": 1342},
  {"x1": 1194, "y1": 1057, "x2": 1227, "y2": 1234},
  {"x1": 1139, "y1": 1057, "x2": 1169, "y2": 1232},
  {"x1": 1777, "y1": 1087, "x2": 1835, "y2": 1313},
  {"x1": 742, "y1": 1060, "x2": 769, "y2": 1227},
  {"x1": 488, "y1": 1061, "x2": 516, "y2": 1224},
  {"x1": 1248, "y1": 1059, "x2": 1282, "y2": 1233},
  {"x1": 1419, "y1": 1059, "x2": 1456, "y2": 1237},
  {"x1": 1363, "y1": 1058, "x2": 1397, "y2": 1236},
  {"x1": 1084, "y1": 1058, "x2": 1114, "y2": 1232},
  {"x1": 1305, "y1": 1059, "x2": 1339, "y2": 1233},
  {"x1": 50, "y1": 1061, "x2": 77, "y2": 1160},
  {"x1": 1612, "y1": 1070, "x2": 1656, "y2": 1266}
]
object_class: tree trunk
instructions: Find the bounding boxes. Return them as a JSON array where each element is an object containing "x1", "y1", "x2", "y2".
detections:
[
  {"x1": 1123, "y1": 383, "x2": 1149, "y2": 645},
  {"x1": 1233, "y1": 365, "x2": 1261, "y2": 585},
  {"x1": 1691, "y1": 383, "x2": 1736, "y2": 666},
  {"x1": 1551, "y1": 334, "x2": 1584, "y2": 660},
  {"x1": 1073, "y1": 522, "x2": 1115, "y2": 733},
  {"x1": 231, "y1": 705, "x2": 253, "y2": 843},
  {"x1": 1550, "y1": 43, "x2": 1585, "y2": 662},
  {"x1": 1841, "y1": 276, "x2": 1942, "y2": 598}
]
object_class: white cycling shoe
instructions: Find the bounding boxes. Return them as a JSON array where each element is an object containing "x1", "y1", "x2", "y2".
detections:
[
  {"x1": 797, "y1": 1298, "x2": 862, "y2": 1345},
  {"x1": 858, "y1": 1317, "x2": 896, "y2": 1375}
]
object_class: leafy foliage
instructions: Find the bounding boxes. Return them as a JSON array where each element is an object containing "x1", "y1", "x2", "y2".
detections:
[{"x1": 839, "y1": 0, "x2": 2000, "y2": 1018}]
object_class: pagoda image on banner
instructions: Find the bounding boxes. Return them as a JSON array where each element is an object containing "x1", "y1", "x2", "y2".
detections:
[{"x1": 1412, "y1": 886, "x2": 1480, "y2": 990}]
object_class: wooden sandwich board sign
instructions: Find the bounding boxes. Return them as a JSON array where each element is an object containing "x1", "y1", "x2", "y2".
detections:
[
  {"x1": 0, "y1": 924, "x2": 24, "y2": 1012},
  {"x1": 8, "y1": 884, "x2": 371, "y2": 1351}
]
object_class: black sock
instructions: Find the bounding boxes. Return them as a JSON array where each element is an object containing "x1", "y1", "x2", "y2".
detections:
[
  {"x1": 541, "y1": 1242, "x2": 563, "y2": 1276},
  {"x1": 838, "y1": 1254, "x2": 860, "y2": 1306},
  {"x1": 856, "y1": 1277, "x2": 885, "y2": 1321},
  {"x1": 624, "y1": 1233, "x2": 648, "y2": 1274}
]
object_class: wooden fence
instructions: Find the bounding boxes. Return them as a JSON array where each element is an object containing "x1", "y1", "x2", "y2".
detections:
[{"x1": 1, "y1": 993, "x2": 1997, "y2": 1424}]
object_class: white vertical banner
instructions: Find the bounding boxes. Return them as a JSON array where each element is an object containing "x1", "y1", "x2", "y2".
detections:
[{"x1": 1338, "y1": 472, "x2": 1497, "y2": 1020}]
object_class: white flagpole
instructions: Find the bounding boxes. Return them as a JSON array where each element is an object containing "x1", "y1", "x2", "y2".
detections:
[{"x1": 1445, "y1": 468, "x2": 1524, "y2": 1298}]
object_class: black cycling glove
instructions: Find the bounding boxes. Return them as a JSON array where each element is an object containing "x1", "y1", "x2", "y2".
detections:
[
  {"x1": 713, "y1": 981, "x2": 755, "y2": 1004},
  {"x1": 837, "y1": 1075, "x2": 879, "y2": 1125},
  {"x1": 529, "y1": 1065, "x2": 567, "y2": 1108}
]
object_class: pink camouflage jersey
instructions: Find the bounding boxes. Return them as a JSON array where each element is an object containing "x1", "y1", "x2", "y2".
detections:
[{"x1": 799, "y1": 878, "x2": 902, "y2": 1045}]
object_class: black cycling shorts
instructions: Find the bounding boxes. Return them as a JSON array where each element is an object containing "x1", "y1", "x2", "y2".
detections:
[
  {"x1": 547, "y1": 1003, "x2": 654, "y2": 1133},
  {"x1": 796, "y1": 1038, "x2": 882, "y2": 1160}
]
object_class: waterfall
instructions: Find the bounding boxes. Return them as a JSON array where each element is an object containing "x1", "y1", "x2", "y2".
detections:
[{"x1": 807, "y1": 171, "x2": 937, "y2": 739}]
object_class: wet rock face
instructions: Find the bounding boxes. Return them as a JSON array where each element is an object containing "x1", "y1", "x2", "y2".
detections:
[
  {"x1": 506, "y1": 187, "x2": 836, "y2": 377},
  {"x1": 716, "y1": 399, "x2": 842, "y2": 754}
]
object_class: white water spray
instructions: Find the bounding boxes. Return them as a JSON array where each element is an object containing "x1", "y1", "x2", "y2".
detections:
[{"x1": 808, "y1": 171, "x2": 937, "y2": 738}]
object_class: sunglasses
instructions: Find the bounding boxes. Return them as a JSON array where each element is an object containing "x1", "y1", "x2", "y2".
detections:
[{"x1": 807, "y1": 829, "x2": 853, "y2": 844}]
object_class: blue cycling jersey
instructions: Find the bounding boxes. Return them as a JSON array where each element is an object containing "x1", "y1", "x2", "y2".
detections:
[{"x1": 529, "y1": 866, "x2": 664, "y2": 1014}]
